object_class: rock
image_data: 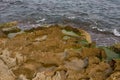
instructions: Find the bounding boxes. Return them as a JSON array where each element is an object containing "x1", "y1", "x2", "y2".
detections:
[
  {"x1": 79, "y1": 29, "x2": 92, "y2": 43},
  {"x1": 62, "y1": 29, "x2": 80, "y2": 37},
  {"x1": 80, "y1": 47, "x2": 106, "y2": 59},
  {"x1": 0, "y1": 21, "x2": 21, "y2": 34},
  {"x1": 8, "y1": 31, "x2": 24, "y2": 38},
  {"x1": 0, "y1": 24, "x2": 119, "y2": 80},
  {"x1": 0, "y1": 21, "x2": 18, "y2": 28},
  {"x1": 34, "y1": 35, "x2": 47, "y2": 42},
  {"x1": 0, "y1": 37, "x2": 7, "y2": 45},
  {"x1": 17, "y1": 74, "x2": 29, "y2": 80},
  {"x1": 0, "y1": 30, "x2": 7, "y2": 38},
  {"x1": 63, "y1": 36, "x2": 71, "y2": 40},
  {"x1": 111, "y1": 43, "x2": 120, "y2": 54},
  {"x1": 64, "y1": 58, "x2": 86, "y2": 71},
  {"x1": 88, "y1": 56, "x2": 100, "y2": 65},
  {"x1": 114, "y1": 59, "x2": 120, "y2": 71},
  {"x1": 107, "y1": 72, "x2": 120, "y2": 80},
  {"x1": 0, "y1": 49, "x2": 16, "y2": 68},
  {"x1": 86, "y1": 62, "x2": 112, "y2": 80},
  {"x1": 2, "y1": 26, "x2": 21, "y2": 34},
  {"x1": 32, "y1": 71, "x2": 66, "y2": 80},
  {"x1": 0, "y1": 60, "x2": 15, "y2": 80}
]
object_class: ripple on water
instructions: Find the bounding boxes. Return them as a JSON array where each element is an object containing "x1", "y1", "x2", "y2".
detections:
[{"x1": 0, "y1": 0, "x2": 120, "y2": 46}]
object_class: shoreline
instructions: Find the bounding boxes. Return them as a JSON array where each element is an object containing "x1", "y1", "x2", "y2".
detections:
[
  {"x1": 0, "y1": 24, "x2": 120, "y2": 80},
  {"x1": 89, "y1": 30, "x2": 120, "y2": 46},
  {"x1": 0, "y1": 21, "x2": 120, "y2": 46}
]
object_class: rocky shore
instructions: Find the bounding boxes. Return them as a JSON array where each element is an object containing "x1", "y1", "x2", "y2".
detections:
[{"x1": 0, "y1": 22, "x2": 120, "y2": 80}]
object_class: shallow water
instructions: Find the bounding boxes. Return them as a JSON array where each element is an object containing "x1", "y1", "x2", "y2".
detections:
[{"x1": 0, "y1": 0, "x2": 120, "y2": 45}]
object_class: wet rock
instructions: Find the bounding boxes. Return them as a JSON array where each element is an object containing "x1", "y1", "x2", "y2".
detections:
[
  {"x1": 2, "y1": 26, "x2": 21, "y2": 34},
  {"x1": 0, "y1": 21, "x2": 21, "y2": 34},
  {"x1": 0, "y1": 21, "x2": 18, "y2": 28}
]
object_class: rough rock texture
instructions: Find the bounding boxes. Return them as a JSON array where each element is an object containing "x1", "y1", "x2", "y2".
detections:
[
  {"x1": 0, "y1": 24, "x2": 120, "y2": 80},
  {"x1": 0, "y1": 60, "x2": 15, "y2": 80}
]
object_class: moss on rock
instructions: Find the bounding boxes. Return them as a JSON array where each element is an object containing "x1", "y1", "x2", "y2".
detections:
[{"x1": 0, "y1": 24, "x2": 120, "y2": 80}]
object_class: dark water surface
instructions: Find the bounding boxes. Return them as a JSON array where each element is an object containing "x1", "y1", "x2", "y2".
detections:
[{"x1": 0, "y1": 0, "x2": 120, "y2": 46}]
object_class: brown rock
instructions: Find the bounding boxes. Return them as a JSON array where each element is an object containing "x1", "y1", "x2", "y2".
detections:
[{"x1": 0, "y1": 60, "x2": 15, "y2": 80}]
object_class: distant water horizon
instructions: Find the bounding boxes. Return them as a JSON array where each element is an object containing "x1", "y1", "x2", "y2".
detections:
[{"x1": 0, "y1": 0, "x2": 120, "y2": 45}]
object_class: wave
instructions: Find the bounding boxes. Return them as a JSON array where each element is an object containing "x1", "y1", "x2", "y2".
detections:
[{"x1": 113, "y1": 29, "x2": 120, "y2": 37}]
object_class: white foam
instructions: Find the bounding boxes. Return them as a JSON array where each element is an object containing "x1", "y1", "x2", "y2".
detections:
[
  {"x1": 113, "y1": 29, "x2": 120, "y2": 36},
  {"x1": 36, "y1": 18, "x2": 46, "y2": 23},
  {"x1": 97, "y1": 28, "x2": 105, "y2": 32},
  {"x1": 92, "y1": 26, "x2": 106, "y2": 32},
  {"x1": 67, "y1": 16, "x2": 76, "y2": 19}
]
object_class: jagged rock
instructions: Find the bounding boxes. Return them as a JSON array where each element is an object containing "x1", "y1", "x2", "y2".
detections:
[
  {"x1": 0, "y1": 21, "x2": 20, "y2": 34},
  {"x1": 114, "y1": 59, "x2": 120, "y2": 71},
  {"x1": 0, "y1": 60, "x2": 15, "y2": 80},
  {"x1": 79, "y1": 29, "x2": 92, "y2": 43},
  {"x1": 32, "y1": 71, "x2": 66, "y2": 80},
  {"x1": 64, "y1": 58, "x2": 86, "y2": 71},
  {"x1": 0, "y1": 49, "x2": 16, "y2": 68},
  {"x1": 0, "y1": 24, "x2": 119, "y2": 80},
  {"x1": 86, "y1": 62, "x2": 112, "y2": 80},
  {"x1": 80, "y1": 47, "x2": 106, "y2": 59},
  {"x1": 107, "y1": 72, "x2": 120, "y2": 80},
  {"x1": 111, "y1": 43, "x2": 120, "y2": 54}
]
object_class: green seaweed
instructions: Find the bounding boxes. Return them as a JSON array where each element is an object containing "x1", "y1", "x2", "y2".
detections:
[
  {"x1": 0, "y1": 21, "x2": 18, "y2": 29},
  {"x1": 102, "y1": 47, "x2": 120, "y2": 61},
  {"x1": 62, "y1": 29, "x2": 80, "y2": 37},
  {"x1": 79, "y1": 39, "x2": 88, "y2": 45},
  {"x1": 63, "y1": 36, "x2": 71, "y2": 40}
]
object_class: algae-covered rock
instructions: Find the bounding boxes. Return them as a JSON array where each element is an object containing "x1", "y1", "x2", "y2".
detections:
[
  {"x1": 0, "y1": 21, "x2": 18, "y2": 28},
  {"x1": 111, "y1": 43, "x2": 120, "y2": 54},
  {"x1": 0, "y1": 24, "x2": 120, "y2": 80},
  {"x1": 0, "y1": 21, "x2": 20, "y2": 34},
  {"x1": 102, "y1": 47, "x2": 120, "y2": 61}
]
